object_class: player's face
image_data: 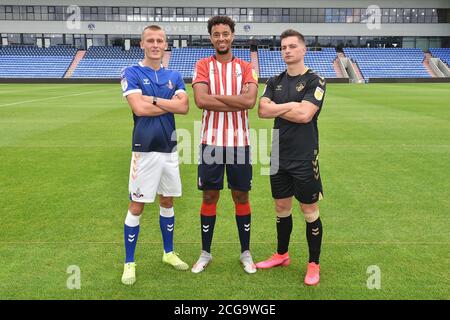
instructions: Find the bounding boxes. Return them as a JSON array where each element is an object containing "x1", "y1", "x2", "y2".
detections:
[
  {"x1": 281, "y1": 36, "x2": 307, "y2": 65},
  {"x1": 140, "y1": 29, "x2": 167, "y2": 60},
  {"x1": 210, "y1": 24, "x2": 234, "y2": 55}
]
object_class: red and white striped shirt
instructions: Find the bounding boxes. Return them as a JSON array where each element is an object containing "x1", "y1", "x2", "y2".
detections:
[{"x1": 192, "y1": 56, "x2": 258, "y2": 147}]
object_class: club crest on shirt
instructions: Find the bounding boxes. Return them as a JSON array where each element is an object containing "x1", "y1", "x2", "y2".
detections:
[
  {"x1": 314, "y1": 87, "x2": 324, "y2": 101},
  {"x1": 121, "y1": 78, "x2": 128, "y2": 91},
  {"x1": 296, "y1": 82, "x2": 305, "y2": 92},
  {"x1": 167, "y1": 80, "x2": 173, "y2": 89}
]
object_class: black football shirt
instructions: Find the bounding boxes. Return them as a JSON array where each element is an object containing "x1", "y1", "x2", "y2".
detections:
[{"x1": 262, "y1": 68, "x2": 326, "y2": 160}]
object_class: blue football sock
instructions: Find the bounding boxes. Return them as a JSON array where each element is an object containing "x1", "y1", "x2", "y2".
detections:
[
  {"x1": 124, "y1": 211, "x2": 141, "y2": 263},
  {"x1": 160, "y1": 207, "x2": 175, "y2": 253}
]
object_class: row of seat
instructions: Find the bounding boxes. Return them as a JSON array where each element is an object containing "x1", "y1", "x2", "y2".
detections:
[
  {"x1": 0, "y1": 45, "x2": 447, "y2": 79},
  {"x1": 429, "y1": 48, "x2": 450, "y2": 66},
  {"x1": 344, "y1": 48, "x2": 430, "y2": 80},
  {"x1": 258, "y1": 49, "x2": 337, "y2": 78},
  {"x1": 168, "y1": 47, "x2": 252, "y2": 78}
]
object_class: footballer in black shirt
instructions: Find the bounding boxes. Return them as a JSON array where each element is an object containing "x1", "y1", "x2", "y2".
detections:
[{"x1": 256, "y1": 29, "x2": 326, "y2": 286}]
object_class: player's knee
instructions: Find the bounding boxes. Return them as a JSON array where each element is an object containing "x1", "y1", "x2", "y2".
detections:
[
  {"x1": 303, "y1": 209, "x2": 320, "y2": 223},
  {"x1": 300, "y1": 202, "x2": 319, "y2": 215},
  {"x1": 129, "y1": 201, "x2": 144, "y2": 215},
  {"x1": 276, "y1": 208, "x2": 292, "y2": 218},
  {"x1": 159, "y1": 196, "x2": 173, "y2": 208},
  {"x1": 203, "y1": 191, "x2": 220, "y2": 204},
  {"x1": 232, "y1": 191, "x2": 249, "y2": 204},
  {"x1": 275, "y1": 202, "x2": 292, "y2": 215}
]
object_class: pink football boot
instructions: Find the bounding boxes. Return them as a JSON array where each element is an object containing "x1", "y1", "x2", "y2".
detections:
[
  {"x1": 304, "y1": 262, "x2": 320, "y2": 286},
  {"x1": 255, "y1": 252, "x2": 290, "y2": 269}
]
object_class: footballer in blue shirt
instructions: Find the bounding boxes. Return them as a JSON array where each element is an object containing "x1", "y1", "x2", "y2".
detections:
[{"x1": 120, "y1": 25, "x2": 189, "y2": 285}]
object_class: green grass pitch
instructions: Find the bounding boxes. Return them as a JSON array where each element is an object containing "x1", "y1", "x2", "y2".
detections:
[{"x1": 0, "y1": 83, "x2": 449, "y2": 300}]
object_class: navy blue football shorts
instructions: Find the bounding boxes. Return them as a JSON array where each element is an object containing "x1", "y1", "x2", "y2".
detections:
[{"x1": 198, "y1": 144, "x2": 252, "y2": 192}]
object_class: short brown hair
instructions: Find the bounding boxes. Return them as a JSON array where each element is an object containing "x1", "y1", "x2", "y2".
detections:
[
  {"x1": 141, "y1": 25, "x2": 166, "y2": 39},
  {"x1": 207, "y1": 16, "x2": 235, "y2": 35},
  {"x1": 280, "y1": 29, "x2": 305, "y2": 43}
]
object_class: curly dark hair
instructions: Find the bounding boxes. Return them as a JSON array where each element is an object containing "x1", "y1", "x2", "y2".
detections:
[{"x1": 207, "y1": 16, "x2": 235, "y2": 35}]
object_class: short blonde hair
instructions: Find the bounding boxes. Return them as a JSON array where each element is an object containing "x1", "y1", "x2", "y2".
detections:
[{"x1": 141, "y1": 25, "x2": 166, "y2": 40}]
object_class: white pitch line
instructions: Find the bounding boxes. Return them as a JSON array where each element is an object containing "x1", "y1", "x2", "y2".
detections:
[
  {"x1": 0, "y1": 89, "x2": 117, "y2": 108},
  {"x1": 0, "y1": 241, "x2": 447, "y2": 245}
]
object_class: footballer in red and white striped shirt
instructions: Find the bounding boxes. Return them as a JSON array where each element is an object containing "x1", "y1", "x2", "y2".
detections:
[
  {"x1": 192, "y1": 16, "x2": 258, "y2": 275},
  {"x1": 193, "y1": 55, "x2": 257, "y2": 147}
]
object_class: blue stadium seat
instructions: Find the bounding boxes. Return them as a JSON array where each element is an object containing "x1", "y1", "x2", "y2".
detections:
[
  {"x1": 429, "y1": 48, "x2": 450, "y2": 67},
  {"x1": 71, "y1": 46, "x2": 143, "y2": 78},
  {"x1": 0, "y1": 45, "x2": 77, "y2": 78},
  {"x1": 258, "y1": 48, "x2": 337, "y2": 78},
  {"x1": 343, "y1": 48, "x2": 430, "y2": 81},
  {"x1": 168, "y1": 47, "x2": 251, "y2": 79}
]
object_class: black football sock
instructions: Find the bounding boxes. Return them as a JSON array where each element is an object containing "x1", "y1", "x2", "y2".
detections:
[
  {"x1": 235, "y1": 214, "x2": 251, "y2": 253},
  {"x1": 306, "y1": 217, "x2": 322, "y2": 264},
  {"x1": 276, "y1": 215, "x2": 293, "y2": 255}
]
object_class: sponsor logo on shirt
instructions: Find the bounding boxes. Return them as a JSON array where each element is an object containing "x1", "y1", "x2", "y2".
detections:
[
  {"x1": 143, "y1": 78, "x2": 150, "y2": 85},
  {"x1": 167, "y1": 80, "x2": 173, "y2": 89}
]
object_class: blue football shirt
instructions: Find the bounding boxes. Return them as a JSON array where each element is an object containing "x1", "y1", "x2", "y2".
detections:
[{"x1": 121, "y1": 62, "x2": 186, "y2": 153}]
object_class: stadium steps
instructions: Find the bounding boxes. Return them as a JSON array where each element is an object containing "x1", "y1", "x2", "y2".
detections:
[
  {"x1": 430, "y1": 58, "x2": 450, "y2": 77},
  {"x1": 250, "y1": 51, "x2": 260, "y2": 76},
  {"x1": 162, "y1": 51, "x2": 171, "y2": 68},
  {"x1": 351, "y1": 61, "x2": 365, "y2": 82},
  {"x1": 64, "y1": 50, "x2": 86, "y2": 78},
  {"x1": 333, "y1": 58, "x2": 344, "y2": 78},
  {"x1": 422, "y1": 53, "x2": 438, "y2": 77}
]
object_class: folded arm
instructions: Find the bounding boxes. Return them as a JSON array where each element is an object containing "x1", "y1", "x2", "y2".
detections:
[
  {"x1": 126, "y1": 93, "x2": 167, "y2": 117},
  {"x1": 193, "y1": 83, "x2": 256, "y2": 112},
  {"x1": 213, "y1": 83, "x2": 258, "y2": 110},
  {"x1": 258, "y1": 97, "x2": 296, "y2": 118},
  {"x1": 142, "y1": 91, "x2": 189, "y2": 115},
  {"x1": 279, "y1": 100, "x2": 319, "y2": 123}
]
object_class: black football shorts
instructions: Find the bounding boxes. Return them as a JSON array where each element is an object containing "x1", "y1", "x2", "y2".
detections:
[{"x1": 270, "y1": 158, "x2": 323, "y2": 204}]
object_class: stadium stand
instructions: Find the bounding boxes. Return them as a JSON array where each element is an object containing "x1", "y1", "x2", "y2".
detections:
[
  {"x1": 71, "y1": 46, "x2": 143, "y2": 78},
  {"x1": 258, "y1": 48, "x2": 337, "y2": 78},
  {"x1": 0, "y1": 46, "x2": 77, "y2": 78},
  {"x1": 429, "y1": 48, "x2": 450, "y2": 67},
  {"x1": 343, "y1": 48, "x2": 430, "y2": 81},
  {"x1": 168, "y1": 47, "x2": 251, "y2": 79}
]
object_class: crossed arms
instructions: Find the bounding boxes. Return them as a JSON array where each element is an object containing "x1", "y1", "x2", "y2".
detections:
[
  {"x1": 126, "y1": 91, "x2": 189, "y2": 117},
  {"x1": 258, "y1": 97, "x2": 319, "y2": 124},
  {"x1": 193, "y1": 82, "x2": 258, "y2": 112}
]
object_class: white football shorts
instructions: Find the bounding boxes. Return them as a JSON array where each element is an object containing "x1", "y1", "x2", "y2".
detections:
[{"x1": 128, "y1": 151, "x2": 182, "y2": 203}]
